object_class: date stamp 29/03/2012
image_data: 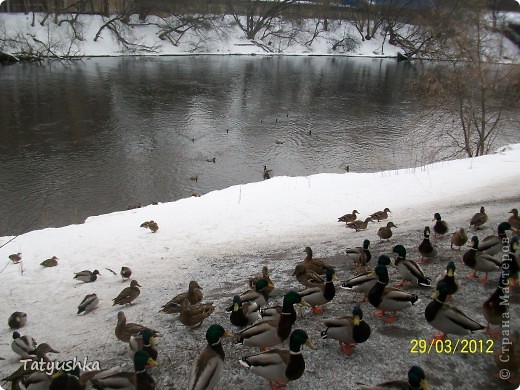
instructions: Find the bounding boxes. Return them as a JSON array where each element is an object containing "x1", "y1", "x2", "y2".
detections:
[{"x1": 410, "y1": 339, "x2": 494, "y2": 355}]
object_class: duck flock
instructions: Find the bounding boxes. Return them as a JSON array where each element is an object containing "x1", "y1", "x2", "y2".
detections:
[{"x1": 1, "y1": 204, "x2": 520, "y2": 389}]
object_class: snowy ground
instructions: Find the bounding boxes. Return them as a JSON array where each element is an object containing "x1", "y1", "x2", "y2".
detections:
[{"x1": 0, "y1": 145, "x2": 519, "y2": 389}]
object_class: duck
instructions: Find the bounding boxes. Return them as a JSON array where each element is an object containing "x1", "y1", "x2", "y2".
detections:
[
  {"x1": 292, "y1": 264, "x2": 325, "y2": 289},
  {"x1": 462, "y1": 235, "x2": 501, "y2": 284},
  {"x1": 450, "y1": 227, "x2": 468, "y2": 250},
  {"x1": 320, "y1": 304, "x2": 371, "y2": 356},
  {"x1": 259, "y1": 291, "x2": 309, "y2": 325},
  {"x1": 470, "y1": 206, "x2": 488, "y2": 230},
  {"x1": 115, "y1": 311, "x2": 159, "y2": 343},
  {"x1": 345, "y1": 239, "x2": 371, "y2": 268},
  {"x1": 238, "y1": 329, "x2": 316, "y2": 390},
  {"x1": 188, "y1": 324, "x2": 232, "y2": 390},
  {"x1": 77, "y1": 293, "x2": 99, "y2": 315},
  {"x1": 435, "y1": 261, "x2": 459, "y2": 300},
  {"x1": 418, "y1": 226, "x2": 437, "y2": 262},
  {"x1": 263, "y1": 166, "x2": 272, "y2": 180},
  {"x1": 301, "y1": 246, "x2": 333, "y2": 275},
  {"x1": 230, "y1": 295, "x2": 261, "y2": 327},
  {"x1": 509, "y1": 208, "x2": 520, "y2": 230},
  {"x1": 49, "y1": 362, "x2": 82, "y2": 390},
  {"x1": 493, "y1": 330, "x2": 519, "y2": 385},
  {"x1": 377, "y1": 222, "x2": 397, "y2": 241},
  {"x1": 478, "y1": 221, "x2": 511, "y2": 256},
  {"x1": 249, "y1": 265, "x2": 274, "y2": 296},
  {"x1": 340, "y1": 256, "x2": 392, "y2": 302},
  {"x1": 120, "y1": 266, "x2": 132, "y2": 281},
  {"x1": 40, "y1": 256, "x2": 58, "y2": 267},
  {"x1": 112, "y1": 280, "x2": 142, "y2": 306},
  {"x1": 346, "y1": 217, "x2": 373, "y2": 232},
  {"x1": 297, "y1": 267, "x2": 337, "y2": 314},
  {"x1": 225, "y1": 278, "x2": 272, "y2": 313},
  {"x1": 178, "y1": 300, "x2": 216, "y2": 328},
  {"x1": 190, "y1": 175, "x2": 199, "y2": 182},
  {"x1": 368, "y1": 257, "x2": 420, "y2": 324},
  {"x1": 357, "y1": 365, "x2": 430, "y2": 390},
  {"x1": 235, "y1": 291, "x2": 304, "y2": 350},
  {"x1": 482, "y1": 274, "x2": 509, "y2": 339},
  {"x1": 338, "y1": 210, "x2": 359, "y2": 223},
  {"x1": 73, "y1": 269, "x2": 100, "y2": 283},
  {"x1": 432, "y1": 212, "x2": 449, "y2": 238},
  {"x1": 425, "y1": 281, "x2": 484, "y2": 341},
  {"x1": 140, "y1": 220, "x2": 159, "y2": 233},
  {"x1": 370, "y1": 208, "x2": 391, "y2": 222},
  {"x1": 8, "y1": 311, "x2": 27, "y2": 329},
  {"x1": 11, "y1": 331, "x2": 37, "y2": 359},
  {"x1": 9, "y1": 252, "x2": 22, "y2": 263},
  {"x1": 128, "y1": 329, "x2": 159, "y2": 361},
  {"x1": 161, "y1": 280, "x2": 204, "y2": 314},
  {"x1": 392, "y1": 244, "x2": 431, "y2": 287},
  {"x1": 90, "y1": 350, "x2": 156, "y2": 390}
]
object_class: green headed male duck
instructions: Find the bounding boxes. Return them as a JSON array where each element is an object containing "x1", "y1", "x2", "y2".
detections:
[
  {"x1": 425, "y1": 281, "x2": 484, "y2": 342},
  {"x1": 225, "y1": 278, "x2": 273, "y2": 313},
  {"x1": 259, "y1": 291, "x2": 309, "y2": 324},
  {"x1": 128, "y1": 329, "x2": 158, "y2": 362},
  {"x1": 188, "y1": 324, "x2": 232, "y2": 390},
  {"x1": 230, "y1": 295, "x2": 261, "y2": 328},
  {"x1": 435, "y1": 261, "x2": 459, "y2": 301},
  {"x1": 493, "y1": 330, "x2": 519, "y2": 385},
  {"x1": 161, "y1": 281, "x2": 204, "y2": 314},
  {"x1": 77, "y1": 293, "x2": 99, "y2": 315},
  {"x1": 112, "y1": 280, "x2": 142, "y2": 306},
  {"x1": 432, "y1": 212, "x2": 449, "y2": 238},
  {"x1": 470, "y1": 206, "x2": 488, "y2": 230},
  {"x1": 418, "y1": 226, "x2": 437, "y2": 263},
  {"x1": 370, "y1": 207, "x2": 391, "y2": 222},
  {"x1": 73, "y1": 269, "x2": 100, "y2": 283},
  {"x1": 345, "y1": 239, "x2": 371, "y2": 268},
  {"x1": 357, "y1": 365, "x2": 430, "y2": 390},
  {"x1": 297, "y1": 268, "x2": 337, "y2": 314},
  {"x1": 11, "y1": 331, "x2": 37, "y2": 359},
  {"x1": 450, "y1": 227, "x2": 468, "y2": 250},
  {"x1": 377, "y1": 221, "x2": 397, "y2": 241},
  {"x1": 320, "y1": 304, "x2": 371, "y2": 356},
  {"x1": 463, "y1": 236, "x2": 501, "y2": 284},
  {"x1": 368, "y1": 257, "x2": 419, "y2": 324},
  {"x1": 249, "y1": 265, "x2": 274, "y2": 296},
  {"x1": 392, "y1": 245, "x2": 431, "y2": 288},
  {"x1": 239, "y1": 329, "x2": 316, "y2": 389},
  {"x1": 340, "y1": 255, "x2": 392, "y2": 302}
]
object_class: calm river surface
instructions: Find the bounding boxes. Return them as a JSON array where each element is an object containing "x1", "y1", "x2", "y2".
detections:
[{"x1": 0, "y1": 56, "x2": 516, "y2": 236}]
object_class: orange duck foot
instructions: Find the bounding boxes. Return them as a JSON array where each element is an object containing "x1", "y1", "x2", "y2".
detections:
[
  {"x1": 384, "y1": 312, "x2": 397, "y2": 324},
  {"x1": 394, "y1": 281, "x2": 405, "y2": 287},
  {"x1": 466, "y1": 273, "x2": 478, "y2": 279},
  {"x1": 339, "y1": 341, "x2": 356, "y2": 356},
  {"x1": 477, "y1": 275, "x2": 489, "y2": 285},
  {"x1": 312, "y1": 306, "x2": 324, "y2": 314},
  {"x1": 373, "y1": 310, "x2": 386, "y2": 317},
  {"x1": 269, "y1": 381, "x2": 287, "y2": 390},
  {"x1": 430, "y1": 333, "x2": 447, "y2": 343},
  {"x1": 483, "y1": 326, "x2": 500, "y2": 340}
]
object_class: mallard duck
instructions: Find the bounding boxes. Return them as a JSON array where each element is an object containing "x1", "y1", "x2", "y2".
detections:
[
  {"x1": 493, "y1": 330, "x2": 519, "y2": 385},
  {"x1": 425, "y1": 281, "x2": 484, "y2": 341},
  {"x1": 115, "y1": 311, "x2": 159, "y2": 343},
  {"x1": 230, "y1": 295, "x2": 261, "y2": 327},
  {"x1": 178, "y1": 300, "x2": 216, "y2": 328},
  {"x1": 357, "y1": 365, "x2": 430, "y2": 390},
  {"x1": 120, "y1": 266, "x2": 132, "y2": 281},
  {"x1": 368, "y1": 258, "x2": 420, "y2": 324},
  {"x1": 418, "y1": 226, "x2": 437, "y2": 262},
  {"x1": 90, "y1": 350, "x2": 156, "y2": 390},
  {"x1": 370, "y1": 208, "x2": 391, "y2": 222},
  {"x1": 161, "y1": 280, "x2": 204, "y2": 314},
  {"x1": 482, "y1": 274, "x2": 509, "y2": 339},
  {"x1": 73, "y1": 269, "x2": 100, "y2": 283},
  {"x1": 345, "y1": 239, "x2": 371, "y2": 268},
  {"x1": 11, "y1": 331, "x2": 37, "y2": 359},
  {"x1": 463, "y1": 235, "x2": 501, "y2": 284},
  {"x1": 450, "y1": 227, "x2": 468, "y2": 250},
  {"x1": 509, "y1": 208, "x2": 520, "y2": 230},
  {"x1": 188, "y1": 324, "x2": 232, "y2": 390},
  {"x1": 338, "y1": 210, "x2": 359, "y2": 223},
  {"x1": 239, "y1": 329, "x2": 316, "y2": 389},
  {"x1": 470, "y1": 206, "x2": 488, "y2": 230},
  {"x1": 112, "y1": 280, "x2": 141, "y2": 306},
  {"x1": 225, "y1": 278, "x2": 272, "y2": 313},
  {"x1": 320, "y1": 304, "x2": 371, "y2": 356},
  {"x1": 249, "y1": 265, "x2": 274, "y2": 295},
  {"x1": 346, "y1": 217, "x2": 373, "y2": 232},
  {"x1": 49, "y1": 362, "x2": 81, "y2": 390},
  {"x1": 128, "y1": 329, "x2": 158, "y2": 361},
  {"x1": 435, "y1": 261, "x2": 458, "y2": 300},
  {"x1": 140, "y1": 220, "x2": 159, "y2": 233},
  {"x1": 377, "y1": 222, "x2": 397, "y2": 241},
  {"x1": 77, "y1": 293, "x2": 99, "y2": 315},
  {"x1": 292, "y1": 264, "x2": 325, "y2": 289},
  {"x1": 235, "y1": 291, "x2": 304, "y2": 350},
  {"x1": 9, "y1": 252, "x2": 22, "y2": 263},
  {"x1": 432, "y1": 212, "x2": 448, "y2": 238},
  {"x1": 297, "y1": 267, "x2": 336, "y2": 314},
  {"x1": 340, "y1": 256, "x2": 392, "y2": 302},
  {"x1": 8, "y1": 311, "x2": 27, "y2": 329},
  {"x1": 263, "y1": 166, "x2": 272, "y2": 180},
  {"x1": 301, "y1": 246, "x2": 333, "y2": 275},
  {"x1": 392, "y1": 244, "x2": 431, "y2": 287},
  {"x1": 478, "y1": 221, "x2": 511, "y2": 256},
  {"x1": 40, "y1": 256, "x2": 58, "y2": 267},
  {"x1": 259, "y1": 291, "x2": 309, "y2": 324}
]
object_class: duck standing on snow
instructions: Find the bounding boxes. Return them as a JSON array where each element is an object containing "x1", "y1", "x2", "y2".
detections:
[
  {"x1": 8, "y1": 311, "x2": 27, "y2": 329},
  {"x1": 140, "y1": 220, "x2": 159, "y2": 233},
  {"x1": 11, "y1": 331, "x2": 37, "y2": 359},
  {"x1": 346, "y1": 217, "x2": 373, "y2": 232},
  {"x1": 377, "y1": 222, "x2": 397, "y2": 241},
  {"x1": 450, "y1": 227, "x2": 468, "y2": 250},
  {"x1": 435, "y1": 261, "x2": 459, "y2": 301},
  {"x1": 161, "y1": 280, "x2": 204, "y2": 314},
  {"x1": 470, "y1": 206, "x2": 488, "y2": 230},
  {"x1": 188, "y1": 324, "x2": 232, "y2": 390},
  {"x1": 392, "y1": 245, "x2": 431, "y2": 287},
  {"x1": 73, "y1": 269, "x2": 100, "y2": 283},
  {"x1": 292, "y1": 264, "x2": 325, "y2": 289},
  {"x1": 340, "y1": 255, "x2": 392, "y2": 302},
  {"x1": 300, "y1": 246, "x2": 333, "y2": 275},
  {"x1": 77, "y1": 293, "x2": 99, "y2": 314},
  {"x1": 263, "y1": 165, "x2": 272, "y2": 180},
  {"x1": 357, "y1": 365, "x2": 430, "y2": 390},
  {"x1": 338, "y1": 209, "x2": 359, "y2": 223},
  {"x1": 230, "y1": 295, "x2": 260, "y2": 328},
  {"x1": 508, "y1": 208, "x2": 520, "y2": 231},
  {"x1": 370, "y1": 208, "x2": 391, "y2": 222},
  {"x1": 115, "y1": 311, "x2": 160, "y2": 343},
  {"x1": 320, "y1": 304, "x2": 371, "y2": 356},
  {"x1": 239, "y1": 329, "x2": 316, "y2": 390},
  {"x1": 225, "y1": 278, "x2": 273, "y2": 313},
  {"x1": 40, "y1": 256, "x2": 58, "y2": 267},
  {"x1": 478, "y1": 221, "x2": 512, "y2": 256},
  {"x1": 425, "y1": 281, "x2": 484, "y2": 342},
  {"x1": 9, "y1": 252, "x2": 22, "y2": 264},
  {"x1": 463, "y1": 235, "x2": 501, "y2": 284},
  {"x1": 368, "y1": 257, "x2": 420, "y2": 324},
  {"x1": 178, "y1": 299, "x2": 216, "y2": 328},
  {"x1": 249, "y1": 265, "x2": 274, "y2": 296},
  {"x1": 120, "y1": 266, "x2": 132, "y2": 281},
  {"x1": 418, "y1": 226, "x2": 437, "y2": 263},
  {"x1": 432, "y1": 212, "x2": 449, "y2": 238},
  {"x1": 297, "y1": 267, "x2": 337, "y2": 314},
  {"x1": 345, "y1": 239, "x2": 371, "y2": 269},
  {"x1": 259, "y1": 291, "x2": 309, "y2": 325},
  {"x1": 112, "y1": 280, "x2": 142, "y2": 306}
]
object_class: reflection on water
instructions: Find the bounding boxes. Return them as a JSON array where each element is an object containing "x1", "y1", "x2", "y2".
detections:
[{"x1": 0, "y1": 56, "x2": 516, "y2": 236}]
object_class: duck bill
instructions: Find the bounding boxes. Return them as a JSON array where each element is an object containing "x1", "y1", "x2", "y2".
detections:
[
  {"x1": 224, "y1": 331, "x2": 234, "y2": 338},
  {"x1": 146, "y1": 358, "x2": 157, "y2": 368},
  {"x1": 299, "y1": 299, "x2": 310, "y2": 307},
  {"x1": 150, "y1": 337, "x2": 158, "y2": 347},
  {"x1": 431, "y1": 290, "x2": 440, "y2": 299},
  {"x1": 305, "y1": 339, "x2": 317, "y2": 350},
  {"x1": 332, "y1": 274, "x2": 338, "y2": 281},
  {"x1": 421, "y1": 379, "x2": 431, "y2": 390}
]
